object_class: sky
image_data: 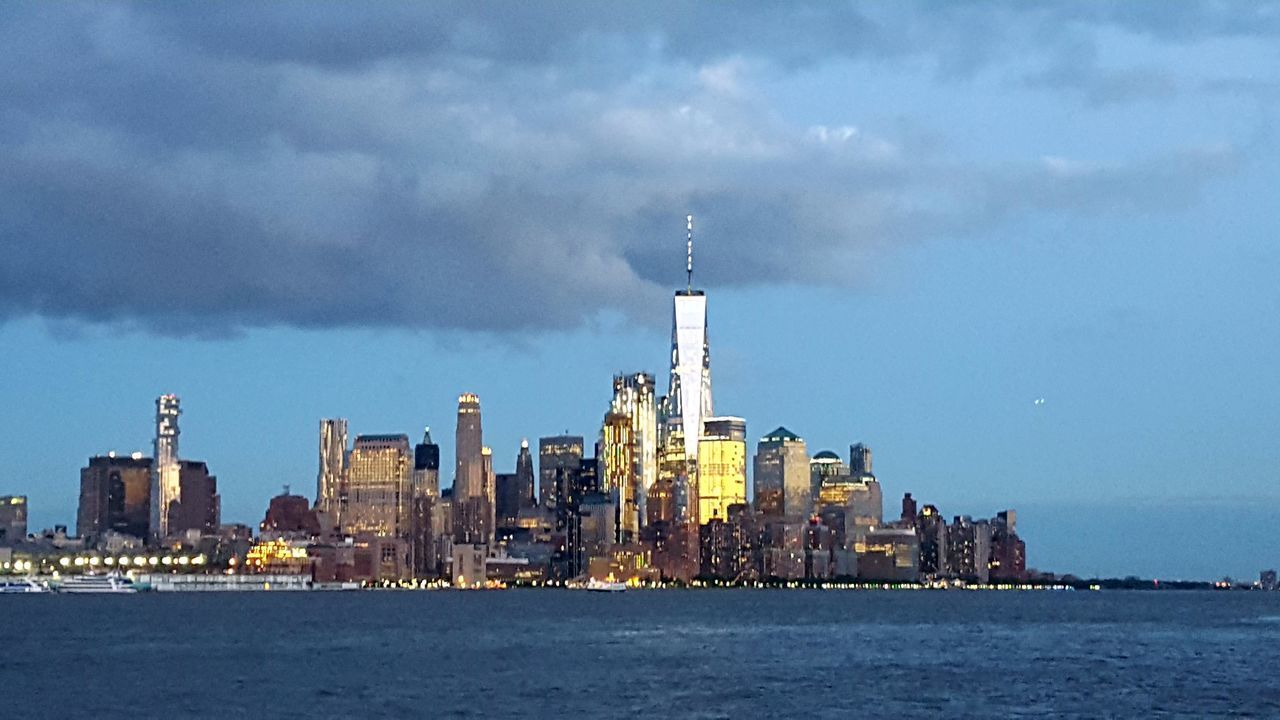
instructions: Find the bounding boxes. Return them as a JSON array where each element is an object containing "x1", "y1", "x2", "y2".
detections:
[{"x1": 2, "y1": 2, "x2": 1278, "y2": 580}]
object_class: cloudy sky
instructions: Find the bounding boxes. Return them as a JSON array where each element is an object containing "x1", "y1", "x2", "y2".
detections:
[{"x1": 2, "y1": 1, "x2": 1278, "y2": 579}]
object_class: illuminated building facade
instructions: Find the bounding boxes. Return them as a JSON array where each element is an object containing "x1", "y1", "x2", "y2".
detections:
[
  {"x1": 150, "y1": 394, "x2": 182, "y2": 540},
  {"x1": 667, "y1": 217, "x2": 714, "y2": 463},
  {"x1": 609, "y1": 372, "x2": 657, "y2": 524},
  {"x1": 809, "y1": 451, "x2": 848, "y2": 510},
  {"x1": 538, "y1": 435, "x2": 583, "y2": 508},
  {"x1": 753, "y1": 427, "x2": 809, "y2": 519},
  {"x1": 601, "y1": 411, "x2": 639, "y2": 541},
  {"x1": 317, "y1": 418, "x2": 348, "y2": 517},
  {"x1": 648, "y1": 422, "x2": 684, "y2": 525},
  {"x1": 858, "y1": 527, "x2": 920, "y2": 582},
  {"x1": 0, "y1": 495, "x2": 28, "y2": 546},
  {"x1": 453, "y1": 394, "x2": 491, "y2": 545},
  {"x1": 344, "y1": 434, "x2": 411, "y2": 537},
  {"x1": 697, "y1": 417, "x2": 747, "y2": 524},
  {"x1": 78, "y1": 454, "x2": 152, "y2": 544}
]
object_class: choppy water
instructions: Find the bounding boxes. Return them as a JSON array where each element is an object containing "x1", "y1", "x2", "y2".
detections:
[{"x1": 3, "y1": 590, "x2": 1279, "y2": 718}]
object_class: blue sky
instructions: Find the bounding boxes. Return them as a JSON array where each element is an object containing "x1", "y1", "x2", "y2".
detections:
[{"x1": 2, "y1": 2, "x2": 1278, "y2": 580}]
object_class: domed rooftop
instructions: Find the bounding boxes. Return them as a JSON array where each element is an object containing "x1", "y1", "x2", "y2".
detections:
[{"x1": 813, "y1": 450, "x2": 841, "y2": 460}]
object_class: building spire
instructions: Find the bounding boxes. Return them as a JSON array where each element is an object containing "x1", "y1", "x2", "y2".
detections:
[{"x1": 686, "y1": 214, "x2": 694, "y2": 291}]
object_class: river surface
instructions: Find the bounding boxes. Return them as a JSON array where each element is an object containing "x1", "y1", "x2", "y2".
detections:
[{"x1": 4, "y1": 589, "x2": 1279, "y2": 718}]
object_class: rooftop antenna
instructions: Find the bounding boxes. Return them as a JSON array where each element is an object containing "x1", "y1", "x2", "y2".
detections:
[{"x1": 686, "y1": 214, "x2": 694, "y2": 291}]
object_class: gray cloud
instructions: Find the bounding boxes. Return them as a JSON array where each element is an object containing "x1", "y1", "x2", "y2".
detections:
[{"x1": 0, "y1": 2, "x2": 1266, "y2": 335}]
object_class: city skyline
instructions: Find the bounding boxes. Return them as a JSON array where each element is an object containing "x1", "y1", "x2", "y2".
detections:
[{"x1": 2, "y1": 3, "x2": 1279, "y2": 581}]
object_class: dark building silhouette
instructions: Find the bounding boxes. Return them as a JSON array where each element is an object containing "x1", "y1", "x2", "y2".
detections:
[
  {"x1": 916, "y1": 504, "x2": 948, "y2": 576},
  {"x1": 78, "y1": 455, "x2": 152, "y2": 544},
  {"x1": 539, "y1": 435, "x2": 583, "y2": 508},
  {"x1": 0, "y1": 495, "x2": 28, "y2": 546},
  {"x1": 901, "y1": 493, "x2": 917, "y2": 524},
  {"x1": 515, "y1": 440, "x2": 535, "y2": 510},
  {"x1": 260, "y1": 490, "x2": 320, "y2": 537},
  {"x1": 495, "y1": 472, "x2": 521, "y2": 526},
  {"x1": 988, "y1": 510, "x2": 1026, "y2": 581}
]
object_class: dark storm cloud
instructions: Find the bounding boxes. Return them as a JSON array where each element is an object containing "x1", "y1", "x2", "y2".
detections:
[{"x1": 0, "y1": 2, "x2": 1268, "y2": 335}]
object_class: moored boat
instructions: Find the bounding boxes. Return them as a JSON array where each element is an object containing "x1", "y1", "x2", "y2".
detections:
[
  {"x1": 0, "y1": 577, "x2": 50, "y2": 594},
  {"x1": 57, "y1": 571, "x2": 138, "y2": 594},
  {"x1": 584, "y1": 578, "x2": 627, "y2": 593}
]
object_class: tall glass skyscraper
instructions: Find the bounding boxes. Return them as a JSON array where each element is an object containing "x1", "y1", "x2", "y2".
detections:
[
  {"x1": 696, "y1": 416, "x2": 747, "y2": 523},
  {"x1": 317, "y1": 418, "x2": 349, "y2": 516},
  {"x1": 607, "y1": 371, "x2": 657, "y2": 535},
  {"x1": 345, "y1": 434, "x2": 411, "y2": 537},
  {"x1": 753, "y1": 427, "x2": 810, "y2": 519}
]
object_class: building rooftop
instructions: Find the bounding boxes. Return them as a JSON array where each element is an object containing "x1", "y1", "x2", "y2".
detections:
[
  {"x1": 813, "y1": 450, "x2": 842, "y2": 460},
  {"x1": 761, "y1": 426, "x2": 802, "y2": 442}
]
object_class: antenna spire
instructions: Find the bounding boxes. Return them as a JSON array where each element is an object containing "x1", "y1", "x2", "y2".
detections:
[{"x1": 686, "y1": 214, "x2": 694, "y2": 291}]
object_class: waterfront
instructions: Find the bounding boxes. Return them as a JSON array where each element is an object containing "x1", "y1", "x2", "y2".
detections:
[{"x1": 5, "y1": 590, "x2": 1279, "y2": 718}]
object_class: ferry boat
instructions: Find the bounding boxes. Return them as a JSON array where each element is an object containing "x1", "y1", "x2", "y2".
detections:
[
  {"x1": 0, "y1": 578, "x2": 49, "y2": 594},
  {"x1": 584, "y1": 578, "x2": 627, "y2": 593},
  {"x1": 57, "y1": 572, "x2": 138, "y2": 594}
]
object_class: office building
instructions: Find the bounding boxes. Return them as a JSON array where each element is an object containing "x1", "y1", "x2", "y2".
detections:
[
  {"x1": 345, "y1": 434, "x2": 411, "y2": 537},
  {"x1": 77, "y1": 454, "x2": 152, "y2": 544},
  {"x1": 167, "y1": 460, "x2": 221, "y2": 537},
  {"x1": 260, "y1": 489, "x2": 321, "y2": 538},
  {"x1": 809, "y1": 451, "x2": 848, "y2": 509},
  {"x1": 453, "y1": 393, "x2": 492, "y2": 545},
  {"x1": 601, "y1": 411, "x2": 640, "y2": 541},
  {"x1": 609, "y1": 372, "x2": 657, "y2": 523},
  {"x1": 539, "y1": 435, "x2": 583, "y2": 508},
  {"x1": 515, "y1": 439, "x2": 535, "y2": 510},
  {"x1": 316, "y1": 418, "x2": 348, "y2": 516},
  {"x1": 697, "y1": 417, "x2": 747, "y2": 524},
  {"x1": 989, "y1": 510, "x2": 1026, "y2": 581},
  {"x1": 858, "y1": 527, "x2": 920, "y2": 582},
  {"x1": 754, "y1": 427, "x2": 809, "y2": 519},
  {"x1": 0, "y1": 495, "x2": 27, "y2": 545},
  {"x1": 666, "y1": 215, "x2": 714, "y2": 463},
  {"x1": 850, "y1": 443, "x2": 873, "y2": 476}
]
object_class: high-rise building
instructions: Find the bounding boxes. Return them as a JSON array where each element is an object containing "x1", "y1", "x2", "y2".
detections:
[
  {"x1": 900, "y1": 493, "x2": 918, "y2": 524},
  {"x1": 916, "y1": 504, "x2": 948, "y2": 576},
  {"x1": 601, "y1": 411, "x2": 639, "y2": 541},
  {"x1": 150, "y1": 394, "x2": 182, "y2": 540},
  {"x1": 453, "y1": 394, "x2": 491, "y2": 545},
  {"x1": 317, "y1": 418, "x2": 349, "y2": 516},
  {"x1": 648, "y1": 420, "x2": 685, "y2": 525},
  {"x1": 345, "y1": 434, "x2": 412, "y2": 537},
  {"x1": 539, "y1": 435, "x2": 583, "y2": 508},
  {"x1": 809, "y1": 451, "x2": 848, "y2": 509},
  {"x1": 515, "y1": 439, "x2": 535, "y2": 510},
  {"x1": 850, "y1": 443, "x2": 873, "y2": 476},
  {"x1": 495, "y1": 472, "x2": 521, "y2": 527},
  {"x1": 78, "y1": 454, "x2": 152, "y2": 544},
  {"x1": 667, "y1": 216, "x2": 714, "y2": 462},
  {"x1": 989, "y1": 510, "x2": 1025, "y2": 582},
  {"x1": 0, "y1": 495, "x2": 28, "y2": 546},
  {"x1": 754, "y1": 427, "x2": 809, "y2": 519},
  {"x1": 947, "y1": 516, "x2": 992, "y2": 583},
  {"x1": 412, "y1": 428, "x2": 440, "y2": 500},
  {"x1": 609, "y1": 372, "x2": 657, "y2": 524},
  {"x1": 170, "y1": 460, "x2": 221, "y2": 537},
  {"x1": 697, "y1": 417, "x2": 747, "y2": 524}
]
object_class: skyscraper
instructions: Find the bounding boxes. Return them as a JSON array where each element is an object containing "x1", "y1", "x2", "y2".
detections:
[
  {"x1": 150, "y1": 394, "x2": 181, "y2": 540},
  {"x1": 850, "y1": 443, "x2": 873, "y2": 477},
  {"x1": 539, "y1": 435, "x2": 583, "y2": 508},
  {"x1": 697, "y1": 417, "x2": 747, "y2": 524},
  {"x1": 601, "y1": 411, "x2": 639, "y2": 541},
  {"x1": 345, "y1": 434, "x2": 412, "y2": 537},
  {"x1": 667, "y1": 215, "x2": 713, "y2": 462},
  {"x1": 753, "y1": 427, "x2": 810, "y2": 519},
  {"x1": 317, "y1": 418, "x2": 348, "y2": 516},
  {"x1": 412, "y1": 428, "x2": 441, "y2": 500},
  {"x1": 609, "y1": 372, "x2": 657, "y2": 524},
  {"x1": 78, "y1": 453, "x2": 152, "y2": 544},
  {"x1": 453, "y1": 393, "x2": 491, "y2": 545},
  {"x1": 515, "y1": 439, "x2": 535, "y2": 510}
]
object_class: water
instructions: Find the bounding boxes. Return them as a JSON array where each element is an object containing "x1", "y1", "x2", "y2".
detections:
[{"x1": 3, "y1": 590, "x2": 1279, "y2": 718}]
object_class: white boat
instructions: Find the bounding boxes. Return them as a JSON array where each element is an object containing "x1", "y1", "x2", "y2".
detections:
[
  {"x1": 57, "y1": 572, "x2": 138, "y2": 594},
  {"x1": 585, "y1": 578, "x2": 627, "y2": 593},
  {"x1": 0, "y1": 578, "x2": 50, "y2": 594}
]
